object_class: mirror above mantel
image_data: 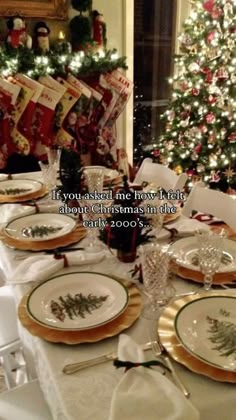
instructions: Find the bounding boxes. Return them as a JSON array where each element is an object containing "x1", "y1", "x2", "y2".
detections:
[{"x1": 0, "y1": 0, "x2": 68, "y2": 20}]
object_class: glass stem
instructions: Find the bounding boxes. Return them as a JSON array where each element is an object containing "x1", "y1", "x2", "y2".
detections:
[{"x1": 203, "y1": 273, "x2": 213, "y2": 291}]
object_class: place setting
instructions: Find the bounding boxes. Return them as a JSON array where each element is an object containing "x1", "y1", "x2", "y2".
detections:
[
  {"x1": 0, "y1": 212, "x2": 86, "y2": 251},
  {"x1": 18, "y1": 271, "x2": 142, "y2": 345},
  {"x1": 0, "y1": 178, "x2": 47, "y2": 203},
  {"x1": 170, "y1": 230, "x2": 236, "y2": 286}
]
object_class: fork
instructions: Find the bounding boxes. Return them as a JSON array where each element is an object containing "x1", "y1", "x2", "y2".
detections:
[{"x1": 151, "y1": 338, "x2": 190, "y2": 398}]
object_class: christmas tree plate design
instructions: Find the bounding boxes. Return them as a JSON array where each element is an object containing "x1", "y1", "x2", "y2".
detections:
[
  {"x1": 174, "y1": 296, "x2": 236, "y2": 371},
  {"x1": 170, "y1": 237, "x2": 236, "y2": 273},
  {"x1": 0, "y1": 179, "x2": 43, "y2": 198},
  {"x1": 26, "y1": 272, "x2": 129, "y2": 331},
  {"x1": 4, "y1": 213, "x2": 76, "y2": 242},
  {"x1": 158, "y1": 292, "x2": 236, "y2": 382}
]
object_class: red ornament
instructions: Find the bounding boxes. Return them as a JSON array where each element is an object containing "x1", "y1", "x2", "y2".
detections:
[
  {"x1": 153, "y1": 149, "x2": 160, "y2": 157},
  {"x1": 191, "y1": 88, "x2": 200, "y2": 96},
  {"x1": 187, "y1": 169, "x2": 196, "y2": 177},
  {"x1": 228, "y1": 132, "x2": 236, "y2": 143},
  {"x1": 203, "y1": 0, "x2": 215, "y2": 13},
  {"x1": 200, "y1": 124, "x2": 208, "y2": 134},
  {"x1": 206, "y1": 31, "x2": 216, "y2": 44},
  {"x1": 206, "y1": 112, "x2": 216, "y2": 124},
  {"x1": 180, "y1": 81, "x2": 188, "y2": 91},
  {"x1": 203, "y1": 0, "x2": 222, "y2": 18},
  {"x1": 210, "y1": 170, "x2": 220, "y2": 183},
  {"x1": 194, "y1": 143, "x2": 202, "y2": 154},
  {"x1": 208, "y1": 95, "x2": 216, "y2": 104},
  {"x1": 216, "y1": 67, "x2": 229, "y2": 80}
]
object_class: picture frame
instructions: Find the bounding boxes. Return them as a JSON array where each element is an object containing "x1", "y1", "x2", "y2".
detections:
[{"x1": 0, "y1": 0, "x2": 68, "y2": 20}]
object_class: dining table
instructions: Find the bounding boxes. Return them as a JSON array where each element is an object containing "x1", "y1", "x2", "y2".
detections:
[{"x1": 0, "y1": 171, "x2": 236, "y2": 420}]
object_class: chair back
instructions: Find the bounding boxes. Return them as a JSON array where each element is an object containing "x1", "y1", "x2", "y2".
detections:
[
  {"x1": 134, "y1": 158, "x2": 187, "y2": 191},
  {"x1": 182, "y1": 182, "x2": 236, "y2": 230}
]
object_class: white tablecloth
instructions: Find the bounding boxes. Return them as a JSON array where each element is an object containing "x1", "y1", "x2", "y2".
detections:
[{"x1": 0, "y1": 174, "x2": 236, "y2": 420}]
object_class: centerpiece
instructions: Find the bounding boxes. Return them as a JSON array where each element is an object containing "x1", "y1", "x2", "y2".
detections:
[{"x1": 99, "y1": 176, "x2": 153, "y2": 262}]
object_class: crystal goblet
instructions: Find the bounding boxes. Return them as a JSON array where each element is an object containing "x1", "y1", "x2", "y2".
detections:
[
  {"x1": 83, "y1": 166, "x2": 105, "y2": 194},
  {"x1": 195, "y1": 230, "x2": 223, "y2": 291},
  {"x1": 140, "y1": 243, "x2": 171, "y2": 319}
]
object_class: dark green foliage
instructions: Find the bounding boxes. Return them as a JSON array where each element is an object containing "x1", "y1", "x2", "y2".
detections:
[
  {"x1": 69, "y1": 15, "x2": 92, "y2": 46},
  {"x1": 99, "y1": 176, "x2": 153, "y2": 252},
  {"x1": 71, "y1": 0, "x2": 92, "y2": 13},
  {"x1": 0, "y1": 44, "x2": 127, "y2": 79},
  {"x1": 59, "y1": 146, "x2": 83, "y2": 199}
]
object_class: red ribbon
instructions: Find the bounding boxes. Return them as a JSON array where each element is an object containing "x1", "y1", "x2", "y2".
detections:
[{"x1": 54, "y1": 253, "x2": 69, "y2": 267}]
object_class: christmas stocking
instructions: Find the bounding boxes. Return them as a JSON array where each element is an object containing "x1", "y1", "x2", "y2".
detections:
[
  {"x1": 15, "y1": 74, "x2": 44, "y2": 152},
  {"x1": 31, "y1": 86, "x2": 62, "y2": 160}
]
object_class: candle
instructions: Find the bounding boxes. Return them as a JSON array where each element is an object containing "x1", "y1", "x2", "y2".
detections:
[{"x1": 58, "y1": 30, "x2": 65, "y2": 41}]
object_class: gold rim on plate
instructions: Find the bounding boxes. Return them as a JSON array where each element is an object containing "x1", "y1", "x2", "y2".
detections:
[
  {"x1": 0, "y1": 223, "x2": 87, "y2": 251},
  {"x1": 18, "y1": 278, "x2": 142, "y2": 344},
  {"x1": 0, "y1": 184, "x2": 48, "y2": 203},
  {"x1": 158, "y1": 292, "x2": 236, "y2": 382},
  {"x1": 170, "y1": 261, "x2": 236, "y2": 285}
]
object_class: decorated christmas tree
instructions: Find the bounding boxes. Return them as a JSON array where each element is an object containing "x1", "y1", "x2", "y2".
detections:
[{"x1": 158, "y1": 0, "x2": 236, "y2": 191}]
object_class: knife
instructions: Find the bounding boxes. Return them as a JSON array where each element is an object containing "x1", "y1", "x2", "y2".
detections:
[{"x1": 62, "y1": 341, "x2": 153, "y2": 375}]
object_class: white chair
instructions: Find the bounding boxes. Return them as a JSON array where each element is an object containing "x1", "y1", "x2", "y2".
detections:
[
  {"x1": 0, "y1": 285, "x2": 27, "y2": 389},
  {"x1": 133, "y1": 158, "x2": 188, "y2": 191},
  {"x1": 0, "y1": 379, "x2": 52, "y2": 420},
  {"x1": 182, "y1": 182, "x2": 236, "y2": 231}
]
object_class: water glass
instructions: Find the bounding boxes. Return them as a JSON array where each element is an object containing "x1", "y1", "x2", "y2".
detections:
[
  {"x1": 140, "y1": 243, "x2": 171, "y2": 319},
  {"x1": 39, "y1": 161, "x2": 57, "y2": 192},
  {"x1": 195, "y1": 230, "x2": 223, "y2": 291},
  {"x1": 83, "y1": 166, "x2": 105, "y2": 193}
]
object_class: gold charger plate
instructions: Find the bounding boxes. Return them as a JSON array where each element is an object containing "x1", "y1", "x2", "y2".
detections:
[
  {"x1": 158, "y1": 292, "x2": 236, "y2": 382},
  {"x1": 163, "y1": 206, "x2": 181, "y2": 224},
  {"x1": 0, "y1": 223, "x2": 86, "y2": 251},
  {"x1": 170, "y1": 261, "x2": 236, "y2": 285},
  {"x1": 0, "y1": 184, "x2": 48, "y2": 203},
  {"x1": 18, "y1": 278, "x2": 142, "y2": 344}
]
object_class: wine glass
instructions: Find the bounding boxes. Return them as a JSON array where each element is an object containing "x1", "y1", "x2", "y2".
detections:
[
  {"x1": 82, "y1": 166, "x2": 105, "y2": 252},
  {"x1": 139, "y1": 243, "x2": 172, "y2": 319},
  {"x1": 46, "y1": 146, "x2": 62, "y2": 172},
  {"x1": 195, "y1": 230, "x2": 223, "y2": 291},
  {"x1": 39, "y1": 160, "x2": 58, "y2": 202}
]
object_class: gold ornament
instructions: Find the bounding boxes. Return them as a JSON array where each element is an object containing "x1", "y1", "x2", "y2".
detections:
[
  {"x1": 174, "y1": 165, "x2": 183, "y2": 175},
  {"x1": 223, "y1": 168, "x2": 236, "y2": 179}
]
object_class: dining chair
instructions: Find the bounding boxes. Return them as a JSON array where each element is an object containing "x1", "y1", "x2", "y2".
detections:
[
  {"x1": 0, "y1": 379, "x2": 52, "y2": 420},
  {"x1": 182, "y1": 182, "x2": 236, "y2": 231},
  {"x1": 0, "y1": 285, "x2": 27, "y2": 389},
  {"x1": 133, "y1": 158, "x2": 188, "y2": 192}
]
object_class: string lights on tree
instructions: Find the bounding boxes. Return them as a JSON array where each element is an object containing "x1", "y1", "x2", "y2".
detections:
[{"x1": 158, "y1": 0, "x2": 236, "y2": 191}]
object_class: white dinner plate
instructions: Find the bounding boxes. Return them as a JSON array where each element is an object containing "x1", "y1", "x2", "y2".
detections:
[
  {"x1": 174, "y1": 296, "x2": 236, "y2": 371},
  {"x1": 26, "y1": 272, "x2": 129, "y2": 330},
  {"x1": 170, "y1": 236, "x2": 236, "y2": 273},
  {"x1": 0, "y1": 179, "x2": 42, "y2": 197},
  {"x1": 4, "y1": 213, "x2": 76, "y2": 242}
]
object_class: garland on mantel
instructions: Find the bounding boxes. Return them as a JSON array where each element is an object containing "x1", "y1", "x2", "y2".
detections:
[{"x1": 0, "y1": 45, "x2": 127, "y2": 78}]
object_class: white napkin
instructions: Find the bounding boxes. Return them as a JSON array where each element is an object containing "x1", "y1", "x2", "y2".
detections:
[
  {"x1": 109, "y1": 335, "x2": 199, "y2": 420},
  {"x1": 8, "y1": 250, "x2": 105, "y2": 284},
  {"x1": 155, "y1": 217, "x2": 210, "y2": 240},
  {"x1": 0, "y1": 200, "x2": 62, "y2": 225}
]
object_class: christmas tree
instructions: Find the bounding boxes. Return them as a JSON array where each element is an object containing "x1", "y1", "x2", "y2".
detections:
[{"x1": 159, "y1": 0, "x2": 236, "y2": 191}]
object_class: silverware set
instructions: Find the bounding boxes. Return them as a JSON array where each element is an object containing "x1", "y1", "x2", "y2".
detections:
[{"x1": 62, "y1": 338, "x2": 190, "y2": 398}]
